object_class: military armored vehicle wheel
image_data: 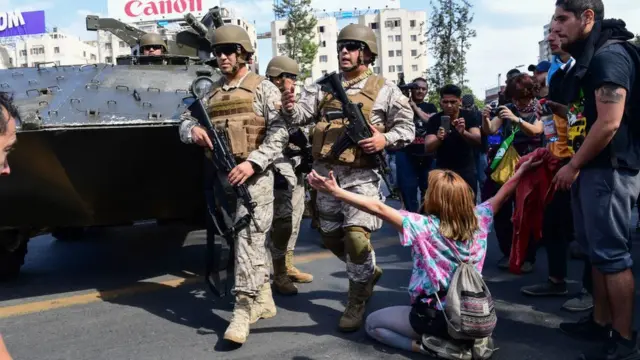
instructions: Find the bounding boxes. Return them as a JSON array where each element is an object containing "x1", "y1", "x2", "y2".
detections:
[{"x1": 0, "y1": 230, "x2": 29, "y2": 281}]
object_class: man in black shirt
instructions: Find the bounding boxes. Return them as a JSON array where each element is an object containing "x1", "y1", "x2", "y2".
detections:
[
  {"x1": 396, "y1": 77, "x2": 438, "y2": 212},
  {"x1": 551, "y1": 0, "x2": 640, "y2": 358},
  {"x1": 425, "y1": 84, "x2": 481, "y2": 197}
]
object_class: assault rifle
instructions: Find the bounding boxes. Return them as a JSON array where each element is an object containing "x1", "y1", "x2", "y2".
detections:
[
  {"x1": 285, "y1": 127, "x2": 313, "y2": 174},
  {"x1": 317, "y1": 71, "x2": 392, "y2": 190},
  {"x1": 187, "y1": 83, "x2": 259, "y2": 297}
]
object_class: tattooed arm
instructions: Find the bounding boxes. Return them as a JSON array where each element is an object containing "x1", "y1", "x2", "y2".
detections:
[{"x1": 569, "y1": 83, "x2": 627, "y2": 169}]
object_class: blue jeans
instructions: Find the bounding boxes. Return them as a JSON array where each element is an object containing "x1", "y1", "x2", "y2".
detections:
[
  {"x1": 395, "y1": 150, "x2": 433, "y2": 213},
  {"x1": 475, "y1": 149, "x2": 488, "y2": 192}
]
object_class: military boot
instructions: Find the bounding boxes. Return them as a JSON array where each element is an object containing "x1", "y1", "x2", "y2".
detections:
[
  {"x1": 272, "y1": 256, "x2": 298, "y2": 295},
  {"x1": 338, "y1": 266, "x2": 383, "y2": 332},
  {"x1": 250, "y1": 282, "x2": 277, "y2": 324},
  {"x1": 286, "y1": 251, "x2": 313, "y2": 283},
  {"x1": 223, "y1": 294, "x2": 253, "y2": 345}
]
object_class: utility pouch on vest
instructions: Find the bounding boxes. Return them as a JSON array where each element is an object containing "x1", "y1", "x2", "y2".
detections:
[
  {"x1": 312, "y1": 121, "x2": 330, "y2": 159},
  {"x1": 225, "y1": 120, "x2": 248, "y2": 158},
  {"x1": 246, "y1": 117, "x2": 266, "y2": 154}
]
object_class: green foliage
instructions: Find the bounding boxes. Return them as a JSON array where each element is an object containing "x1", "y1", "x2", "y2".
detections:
[
  {"x1": 273, "y1": 0, "x2": 319, "y2": 81},
  {"x1": 426, "y1": 0, "x2": 476, "y2": 99}
]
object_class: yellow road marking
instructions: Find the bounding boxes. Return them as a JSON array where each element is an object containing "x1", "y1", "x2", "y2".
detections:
[{"x1": 0, "y1": 236, "x2": 399, "y2": 319}]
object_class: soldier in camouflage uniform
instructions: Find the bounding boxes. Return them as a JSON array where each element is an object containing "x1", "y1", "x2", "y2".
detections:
[
  {"x1": 139, "y1": 33, "x2": 167, "y2": 55},
  {"x1": 281, "y1": 24, "x2": 415, "y2": 332},
  {"x1": 178, "y1": 25, "x2": 288, "y2": 345},
  {"x1": 264, "y1": 56, "x2": 314, "y2": 296}
]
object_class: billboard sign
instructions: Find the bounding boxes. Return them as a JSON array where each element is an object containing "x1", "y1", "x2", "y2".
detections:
[
  {"x1": 0, "y1": 10, "x2": 46, "y2": 38},
  {"x1": 108, "y1": 0, "x2": 212, "y2": 23}
]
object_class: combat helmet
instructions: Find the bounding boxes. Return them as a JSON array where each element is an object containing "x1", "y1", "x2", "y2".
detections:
[
  {"x1": 337, "y1": 24, "x2": 378, "y2": 56},
  {"x1": 140, "y1": 33, "x2": 167, "y2": 51},
  {"x1": 210, "y1": 24, "x2": 255, "y2": 53},
  {"x1": 266, "y1": 56, "x2": 299, "y2": 78}
]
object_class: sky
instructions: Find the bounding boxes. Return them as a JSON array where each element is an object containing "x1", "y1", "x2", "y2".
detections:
[{"x1": 2, "y1": 0, "x2": 639, "y2": 98}]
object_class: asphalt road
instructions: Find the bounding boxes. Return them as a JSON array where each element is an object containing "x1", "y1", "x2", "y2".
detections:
[{"x1": 1, "y1": 201, "x2": 640, "y2": 360}]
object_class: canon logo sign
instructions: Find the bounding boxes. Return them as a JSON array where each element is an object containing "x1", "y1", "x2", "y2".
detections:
[{"x1": 123, "y1": 0, "x2": 203, "y2": 18}]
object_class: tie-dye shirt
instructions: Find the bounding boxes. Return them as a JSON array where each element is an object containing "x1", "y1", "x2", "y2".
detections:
[{"x1": 398, "y1": 201, "x2": 494, "y2": 308}]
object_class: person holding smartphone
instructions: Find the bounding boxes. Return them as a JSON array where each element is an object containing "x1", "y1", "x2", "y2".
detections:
[{"x1": 425, "y1": 84, "x2": 482, "y2": 199}]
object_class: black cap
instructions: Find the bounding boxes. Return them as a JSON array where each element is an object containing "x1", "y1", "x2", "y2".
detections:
[{"x1": 506, "y1": 68, "x2": 521, "y2": 80}]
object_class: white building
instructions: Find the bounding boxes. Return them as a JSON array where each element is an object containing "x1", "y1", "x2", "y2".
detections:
[
  {"x1": 538, "y1": 24, "x2": 552, "y2": 62},
  {"x1": 359, "y1": 8, "x2": 428, "y2": 83},
  {"x1": 0, "y1": 28, "x2": 101, "y2": 69},
  {"x1": 271, "y1": 17, "x2": 339, "y2": 82},
  {"x1": 270, "y1": 8, "x2": 427, "y2": 84}
]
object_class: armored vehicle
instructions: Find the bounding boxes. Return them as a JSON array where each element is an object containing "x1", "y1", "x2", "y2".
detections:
[{"x1": 0, "y1": 10, "x2": 224, "y2": 280}]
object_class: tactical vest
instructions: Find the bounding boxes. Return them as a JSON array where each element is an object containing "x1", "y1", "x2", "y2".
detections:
[
  {"x1": 206, "y1": 72, "x2": 266, "y2": 161},
  {"x1": 311, "y1": 75, "x2": 386, "y2": 168}
]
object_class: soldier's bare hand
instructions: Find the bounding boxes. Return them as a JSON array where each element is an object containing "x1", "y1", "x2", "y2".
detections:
[
  {"x1": 228, "y1": 161, "x2": 255, "y2": 186},
  {"x1": 282, "y1": 87, "x2": 295, "y2": 112},
  {"x1": 358, "y1": 125, "x2": 387, "y2": 154},
  {"x1": 191, "y1": 126, "x2": 213, "y2": 150}
]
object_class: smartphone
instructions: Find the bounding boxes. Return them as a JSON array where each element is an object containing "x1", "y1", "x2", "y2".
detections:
[{"x1": 441, "y1": 115, "x2": 450, "y2": 132}]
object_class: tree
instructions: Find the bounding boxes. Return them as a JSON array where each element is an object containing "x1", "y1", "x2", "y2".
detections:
[
  {"x1": 273, "y1": 0, "x2": 319, "y2": 81},
  {"x1": 425, "y1": 0, "x2": 477, "y2": 99},
  {"x1": 633, "y1": 34, "x2": 640, "y2": 46}
]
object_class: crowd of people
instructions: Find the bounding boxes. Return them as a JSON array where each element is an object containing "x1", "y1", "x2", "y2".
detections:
[{"x1": 0, "y1": 0, "x2": 639, "y2": 359}]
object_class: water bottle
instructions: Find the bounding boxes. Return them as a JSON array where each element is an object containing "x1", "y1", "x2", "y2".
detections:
[{"x1": 540, "y1": 100, "x2": 558, "y2": 143}]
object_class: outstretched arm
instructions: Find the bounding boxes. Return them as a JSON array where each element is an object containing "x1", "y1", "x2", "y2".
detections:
[{"x1": 307, "y1": 171, "x2": 404, "y2": 232}]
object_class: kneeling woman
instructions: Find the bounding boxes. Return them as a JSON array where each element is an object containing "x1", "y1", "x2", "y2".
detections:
[{"x1": 306, "y1": 158, "x2": 540, "y2": 357}]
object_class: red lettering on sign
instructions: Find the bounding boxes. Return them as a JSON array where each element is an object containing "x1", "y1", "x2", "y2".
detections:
[{"x1": 124, "y1": 0, "x2": 202, "y2": 18}]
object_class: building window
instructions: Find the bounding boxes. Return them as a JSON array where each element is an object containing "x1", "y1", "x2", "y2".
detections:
[
  {"x1": 318, "y1": 26, "x2": 325, "y2": 33},
  {"x1": 279, "y1": 29, "x2": 287, "y2": 36},
  {"x1": 83, "y1": 51, "x2": 86, "y2": 57},
  {"x1": 54, "y1": 47, "x2": 60, "y2": 54},
  {"x1": 389, "y1": 65, "x2": 395, "y2": 72},
  {"x1": 388, "y1": 50, "x2": 394, "y2": 57},
  {"x1": 30, "y1": 46, "x2": 45, "y2": 55},
  {"x1": 8, "y1": 57, "x2": 12, "y2": 65},
  {"x1": 119, "y1": 41, "x2": 126, "y2": 48},
  {"x1": 412, "y1": 64, "x2": 418, "y2": 71},
  {"x1": 373, "y1": 66, "x2": 380, "y2": 74},
  {"x1": 319, "y1": 55, "x2": 328, "y2": 62},
  {"x1": 411, "y1": 35, "x2": 417, "y2": 41},
  {"x1": 19, "y1": 50, "x2": 26, "y2": 56},
  {"x1": 106, "y1": 56, "x2": 112, "y2": 63},
  {"x1": 320, "y1": 40, "x2": 326, "y2": 47},
  {"x1": 384, "y1": 20, "x2": 393, "y2": 28},
  {"x1": 105, "y1": 42, "x2": 112, "y2": 50},
  {"x1": 395, "y1": 35, "x2": 401, "y2": 41},
  {"x1": 370, "y1": 22, "x2": 378, "y2": 29},
  {"x1": 397, "y1": 65, "x2": 403, "y2": 72},
  {"x1": 387, "y1": 35, "x2": 393, "y2": 42},
  {"x1": 90, "y1": 54, "x2": 96, "y2": 61},
  {"x1": 21, "y1": 63, "x2": 27, "y2": 67},
  {"x1": 237, "y1": 19, "x2": 241, "y2": 26},
  {"x1": 321, "y1": 70, "x2": 327, "y2": 75},
  {"x1": 410, "y1": 20, "x2": 416, "y2": 27},
  {"x1": 411, "y1": 49, "x2": 417, "y2": 56},
  {"x1": 396, "y1": 50, "x2": 402, "y2": 56}
]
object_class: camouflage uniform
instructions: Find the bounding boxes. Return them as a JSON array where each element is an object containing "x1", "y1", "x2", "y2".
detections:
[
  {"x1": 282, "y1": 24, "x2": 415, "y2": 332},
  {"x1": 179, "y1": 25, "x2": 288, "y2": 346},
  {"x1": 265, "y1": 56, "x2": 314, "y2": 296}
]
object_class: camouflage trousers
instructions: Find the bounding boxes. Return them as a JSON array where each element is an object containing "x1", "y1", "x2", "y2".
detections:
[
  {"x1": 231, "y1": 168, "x2": 274, "y2": 297},
  {"x1": 270, "y1": 170, "x2": 306, "y2": 260},
  {"x1": 314, "y1": 162, "x2": 384, "y2": 283}
]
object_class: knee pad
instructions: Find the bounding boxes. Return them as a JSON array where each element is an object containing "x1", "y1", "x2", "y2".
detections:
[
  {"x1": 270, "y1": 217, "x2": 293, "y2": 250},
  {"x1": 320, "y1": 228, "x2": 345, "y2": 259},
  {"x1": 343, "y1": 226, "x2": 372, "y2": 264}
]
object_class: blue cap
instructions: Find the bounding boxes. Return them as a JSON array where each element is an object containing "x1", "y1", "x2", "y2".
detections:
[{"x1": 528, "y1": 61, "x2": 551, "y2": 73}]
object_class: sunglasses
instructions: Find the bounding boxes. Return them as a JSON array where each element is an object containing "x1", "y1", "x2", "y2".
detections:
[
  {"x1": 337, "y1": 41, "x2": 362, "y2": 52},
  {"x1": 213, "y1": 44, "x2": 239, "y2": 57}
]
